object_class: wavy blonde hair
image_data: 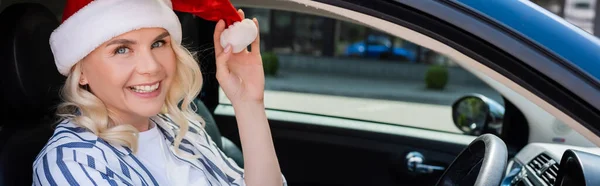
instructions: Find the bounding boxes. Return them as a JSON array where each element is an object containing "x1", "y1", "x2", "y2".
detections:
[{"x1": 56, "y1": 41, "x2": 205, "y2": 153}]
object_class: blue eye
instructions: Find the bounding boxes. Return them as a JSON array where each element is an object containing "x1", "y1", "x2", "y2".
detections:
[
  {"x1": 115, "y1": 47, "x2": 130, "y2": 54},
  {"x1": 152, "y1": 41, "x2": 165, "y2": 48}
]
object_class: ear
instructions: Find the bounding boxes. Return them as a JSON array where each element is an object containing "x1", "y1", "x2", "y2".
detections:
[{"x1": 79, "y1": 71, "x2": 88, "y2": 86}]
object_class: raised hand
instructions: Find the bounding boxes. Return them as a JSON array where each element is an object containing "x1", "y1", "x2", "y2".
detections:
[{"x1": 213, "y1": 9, "x2": 264, "y2": 105}]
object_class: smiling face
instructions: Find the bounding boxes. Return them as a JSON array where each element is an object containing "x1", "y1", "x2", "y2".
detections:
[{"x1": 79, "y1": 28, "x2": 176, "y2": 125}]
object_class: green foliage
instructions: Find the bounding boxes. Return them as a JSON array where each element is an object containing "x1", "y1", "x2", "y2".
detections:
[
  {"x1": 425, "y1": 65, "x2": 449, "y2": 90},
  {"x1": 262, "y1": 52, "x2": 279, "y2": 76}
]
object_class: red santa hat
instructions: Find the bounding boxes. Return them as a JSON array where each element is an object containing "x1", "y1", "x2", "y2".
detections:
[{"x1": 51, "y1": 0, "x2": 257, "y2": 76}]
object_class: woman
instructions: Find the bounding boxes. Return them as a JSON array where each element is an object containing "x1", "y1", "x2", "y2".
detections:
[{"x1": 32, "y1": 0, "x2": 285, "y2": 185}]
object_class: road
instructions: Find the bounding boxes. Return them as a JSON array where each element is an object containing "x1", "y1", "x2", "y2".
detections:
[
  {"x1": 219, "y1": 70, "x2": 503, "y2": 134},
  {"x1": 265, "y1": 70, "x2": 504, "y2": 106}
]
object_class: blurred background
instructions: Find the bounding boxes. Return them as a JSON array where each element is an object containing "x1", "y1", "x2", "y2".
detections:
[
  {"x1": 533, "y1": 0, "x2": 597, "y2": 33},
  {"x1": 0, "y1": 0, "x2": 594, "y2": 133},
  {"x1": 243, "y1": 0, "x2": 597, "y2": 67},
  {"x1": 229, "y1": 0, "x2": 599, "y2": 133}
]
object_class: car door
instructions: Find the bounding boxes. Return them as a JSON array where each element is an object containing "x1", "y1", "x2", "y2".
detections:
[
  {"x1": 210, "y1": 1, "x2": 514, "y2": 186},
  {"x1": 210, "y1": 0, "x2": 600, "y2": 186}
]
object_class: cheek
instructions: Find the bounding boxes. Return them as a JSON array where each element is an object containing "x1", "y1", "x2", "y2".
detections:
[
  {"x1": 156, "y1": 48, "x2": 177, "y2": 77},
  {"x1": 85, "y1": 59, "x2": 134, "y2": 96}
]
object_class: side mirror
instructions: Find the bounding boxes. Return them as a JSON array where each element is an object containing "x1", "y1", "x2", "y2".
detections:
[{"x1": 452, "y1": 94, "x2": 505, "y2": 136}]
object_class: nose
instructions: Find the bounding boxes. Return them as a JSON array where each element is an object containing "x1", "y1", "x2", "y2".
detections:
[{"x1": 135, "y1": 49, "x2": 162, "y2": 75}]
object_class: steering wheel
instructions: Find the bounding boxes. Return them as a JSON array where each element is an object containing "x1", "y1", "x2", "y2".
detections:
[{"x1": 436, "y1": 134, "x2": 508, "y2": 186}]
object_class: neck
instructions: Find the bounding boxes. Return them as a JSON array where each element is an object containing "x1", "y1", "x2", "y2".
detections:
[
  {"x1": 130, "y1": 117, "x2": 151, "y2": 132},
  {"x1": 108, "y1": 108, "x2": 152, "y2": 132}
]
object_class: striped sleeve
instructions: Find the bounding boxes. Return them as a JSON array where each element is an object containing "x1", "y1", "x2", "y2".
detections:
[
  {"x1": 198, "y1": 126, "x2": 288, "y2": 186},
  {"x1": 33, "y1": 147, "x2": 130, "y2": 186}
]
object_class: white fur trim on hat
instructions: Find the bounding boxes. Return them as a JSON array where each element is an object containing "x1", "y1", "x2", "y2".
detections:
[{"x1": 50, "y1": 0, "x2": 182, "y2": 76}]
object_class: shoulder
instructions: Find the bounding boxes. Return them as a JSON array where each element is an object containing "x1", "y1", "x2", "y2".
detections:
[
  {"x1": 32, "y1": 120, "x2": 137, "y2": 185},
  {"x1": 33, "y1": 119, "x2": 105, "y2": 168}
]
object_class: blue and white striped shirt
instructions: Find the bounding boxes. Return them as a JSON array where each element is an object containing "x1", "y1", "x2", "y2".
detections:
[{"x1": 32, "y1": 114, "x2": 287, "y2": 186}]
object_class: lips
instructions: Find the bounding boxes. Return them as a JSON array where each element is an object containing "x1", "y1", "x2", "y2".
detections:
[{"x1": 128, "y1": 82, "x2": 160, "y2": 93}]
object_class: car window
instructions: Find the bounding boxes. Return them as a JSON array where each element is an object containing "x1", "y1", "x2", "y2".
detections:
[{"x1": 221, "y1": 7, "x2": 505, "y2": 134}]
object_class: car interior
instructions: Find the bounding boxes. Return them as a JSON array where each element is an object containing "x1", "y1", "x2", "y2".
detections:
[
  {"x1": 0, "y1": 3, "x2": 64, "y2": 185},
  {"x1": 0, "y1": 3, "x2": 243, "y2": 185},
  {"x1": 2, "y1": 0, "x2": 600, "y2": 186}
]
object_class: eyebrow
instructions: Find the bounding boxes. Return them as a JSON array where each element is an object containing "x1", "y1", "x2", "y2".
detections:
[
  {"x1": 105, "y1": 39, "x2": 136, "y2": 47},
  {"x1": 153, "y1": 32, "x2": 170, "y2": 41},
  {"x1": 105, "y1": 32, "x2": 170, "y2": 48}
]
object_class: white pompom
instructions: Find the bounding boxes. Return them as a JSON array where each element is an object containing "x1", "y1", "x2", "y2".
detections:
[{"x1": 220, "y1": 19, "x2": 258, "y2": 53}]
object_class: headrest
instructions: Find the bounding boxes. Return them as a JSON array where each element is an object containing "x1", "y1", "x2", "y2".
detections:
[{"x1": 0, "y1": 3, "x2": 65, "y2": 119}]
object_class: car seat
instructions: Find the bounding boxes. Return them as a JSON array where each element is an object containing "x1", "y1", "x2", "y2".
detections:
[{"x1": 0, "y1": 3, "x2": 64, "y2": 186}]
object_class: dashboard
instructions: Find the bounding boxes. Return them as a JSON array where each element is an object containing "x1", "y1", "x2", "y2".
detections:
[{"x1": 502, "y1": 143, "x2": 600, "y2": 186}]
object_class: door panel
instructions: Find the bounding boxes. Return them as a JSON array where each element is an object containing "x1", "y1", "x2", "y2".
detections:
[
  {"x1": 212, "y1": 2, "x2": 510, "y2": 185},
  {"x1": 214, "y1": 105, "x2": 470, "y2": 185}
]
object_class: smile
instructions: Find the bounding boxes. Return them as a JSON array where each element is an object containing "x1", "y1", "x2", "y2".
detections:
[{"x1": 128, "y1": 82, "x2": 160, "y2": 93}]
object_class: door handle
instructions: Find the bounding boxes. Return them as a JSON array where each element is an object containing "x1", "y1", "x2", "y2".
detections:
[{"x1": 406, "y1": 151, "x2": 446, "y2": 174}]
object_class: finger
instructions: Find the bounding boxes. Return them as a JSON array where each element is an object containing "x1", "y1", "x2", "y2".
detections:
[
  {"x1": 237, "y1": 9, "x2": 250, "y2": 53},
  {"x1": 238, "y1": 9, "x2": 245, "y2": 19},
  {"x1": 216, "y1": 44, "x2": 232, "y2": 79},
  {"x1": 213, "y1": 20, "x2": 226, "y2": 54},
  {"x1": 251, "y1": 18, "x2": 261, "y2": 54}
]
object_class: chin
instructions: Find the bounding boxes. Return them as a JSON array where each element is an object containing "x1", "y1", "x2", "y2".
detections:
[
  {"x1": 132, "y1": 106, "x2": 163, "y2": 117},
  {"x1": 130, "y1": 95, "x2": 168, "y2": 117}
]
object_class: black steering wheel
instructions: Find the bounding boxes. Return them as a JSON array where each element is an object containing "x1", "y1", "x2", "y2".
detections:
[{"x1": 436, "y1": 134, "x2": 508, "y2": 186}]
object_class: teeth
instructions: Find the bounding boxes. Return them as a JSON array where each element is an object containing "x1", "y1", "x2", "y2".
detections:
[{"x1": 130, "y1": 82, "x2": 159, "y2": 93}]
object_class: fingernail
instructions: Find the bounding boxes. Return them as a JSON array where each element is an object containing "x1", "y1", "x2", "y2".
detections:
[{"x1": 224, "y1": 45, "x2": 231, "y2": 53}]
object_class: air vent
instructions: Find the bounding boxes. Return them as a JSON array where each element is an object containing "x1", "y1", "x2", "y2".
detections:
[{"x1": 527, "y1": 153, "x2": 559, "y2": 185}]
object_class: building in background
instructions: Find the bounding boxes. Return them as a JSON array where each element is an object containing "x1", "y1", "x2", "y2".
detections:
[
  {"x1": 532, "y1": 0, "x2": 597, "y2": 34},
  {"x1": 242, "y1": 1, "x2": 597, "y2": 67},
  {"x1": 243, "y1": 7, "x2": 455, "y2": 66},
  {"x1": 563, "y1": 0, "x2": 596, "y2": 33}
]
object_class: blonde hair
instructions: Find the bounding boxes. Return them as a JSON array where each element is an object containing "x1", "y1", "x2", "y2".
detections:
[{"x1": 56, "y1": 41, "x2": 205, "y2": 153}]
